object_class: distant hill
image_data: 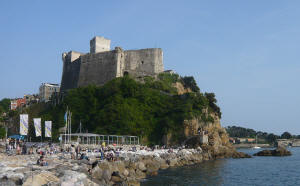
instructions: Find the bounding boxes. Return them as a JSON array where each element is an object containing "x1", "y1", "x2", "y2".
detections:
[{"x1": 225, "y1": 125, "x2": 300, "y2": 144}]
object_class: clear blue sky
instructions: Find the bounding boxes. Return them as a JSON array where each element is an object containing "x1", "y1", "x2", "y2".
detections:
[{"x1": 0, "y1": 1, "x2": 299, "y2": 135}]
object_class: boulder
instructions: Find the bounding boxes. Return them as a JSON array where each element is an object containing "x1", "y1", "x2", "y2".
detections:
[
  {"x1": 91, "y1": 166, "x2": 103, "y2": 179},
  {"x1": 111, "y1": 175, "x2": 122, "y2": 183},
  {"x1": 0, "y1": 180, "x2": 16, "y2": 186},
  {"x1": 23, "y1": 171, "x2": 59, "y2": 186},
  {"x1": 137, "y1": 162, "x2": 146, "y2": 172},
  {"x1": 145, "y1": 161, "x2": 160, "y2": 176},
  {"x1": 59, "y1": 170, "x2": 88, "y2": 186},
  {"x1": 135, "y1": 169, "x2": 146, "y2": 179},
  {"x1": 196, "y1": 146, "x2": 202, "y2": 152},
  {"x1": 102, "y1": 169, "x2": 111, "y2": 183},
  {"x1": 159, "y1": 160, "x2": 169, "y2": 170},
  {"x1": 0, "y1": 172, "x2": 24, "y2": 185},
  {"x1": 232, "y1": 151, "x2": 252, "y2": 158},
  {"x1": 168, "y1": 158, "x2": 178, "y2": 167},
  {"x1": 126, "y1": 177, "x2": 140, "y2": 186},
  {"x1": 114, "y1": 161, "x2": 126, "y2": 174},
  {"x1": 123, "y1": 169, "x2": 129, "y2": 177}
]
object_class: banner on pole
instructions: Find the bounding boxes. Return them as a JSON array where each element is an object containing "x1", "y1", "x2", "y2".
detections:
[
  {"x1": 20, "y1": 114, "x2": 28, "y2": 135},
  {"x1": 33, "y1": 118, "x2": 41, "y2": 137},
  {"x1": 45, "y1": 121, "x2": 52, "y2": 137},
  {"x1": 64, "y1": 111, "x2": 68, "y2": 127}
]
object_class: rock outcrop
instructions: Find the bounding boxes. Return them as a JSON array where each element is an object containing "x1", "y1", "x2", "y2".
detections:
[
  {"x1": 181, "y1": 112, "x2": 247, "y2": 159},
  {"x1": 253, "y1": 147, "x2": 292, "y2": 156}
]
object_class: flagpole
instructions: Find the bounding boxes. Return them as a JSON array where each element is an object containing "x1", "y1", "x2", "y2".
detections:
[
  {"x1": 68, "y1": 110, "x2": 69, "y2": 143},
  {"x1": 68, "y1": 110, "x2": 71, "y2": 143},
  {"x1": 65, "y1": 106, "x2": 68, "y2": 145},
  {"x1": 80, "y1": 120, "x2": 82, "y2": 133},
  {"x1": 70, "y1": 112, "x2": 72, "y2": 143},
  {"x1": 67, "y1": 109, "x2": 69, "y2": 144}
]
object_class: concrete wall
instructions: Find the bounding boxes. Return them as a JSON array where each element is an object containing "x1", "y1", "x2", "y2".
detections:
[
  {"x1": 77, "y1": 50, "x2": 119, "y2": 87},
  {"x1": 123, "y1": 48, "x2": 163, "y2": 77}
]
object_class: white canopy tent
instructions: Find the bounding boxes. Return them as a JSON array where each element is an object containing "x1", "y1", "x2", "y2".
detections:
[{"x1": 60, "y1": 133, "x2": 139, "y2": 145}]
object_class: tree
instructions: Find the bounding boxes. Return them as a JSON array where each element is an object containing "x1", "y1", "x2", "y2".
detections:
[
  {"x1": 225, "y1": 126, "x2": 256, "y2": 138},
  {"x1": 181, "y1": 76, "x2": 200, "y2": 93},
  {"x1": 0, "y1": 127, "x2": 5, "y2": 138},
  {"x1": 266, "y1": 133, "x2": 279, "y2": 144},
  {"x1": 0, "y1": 98, "x2": 10, "y2": 114},
  {"x1": 281, "y1": 132, "x2": 292, "y2": 139},
  {"x1": 204, "y1": 93, "x2": 221, "y2": 118}
]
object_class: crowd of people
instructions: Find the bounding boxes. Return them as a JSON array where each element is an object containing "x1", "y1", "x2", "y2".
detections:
[
  {"x1": 5, "y1": 138, "x2": 30, "y2": 155},
  {"x1": 3, "y1": 138, "x2": 190, "y2": 169}
]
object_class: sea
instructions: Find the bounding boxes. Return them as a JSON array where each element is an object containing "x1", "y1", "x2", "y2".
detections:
[{"x1": 141, "y1": 147, "x2": 300, "y2": 186}]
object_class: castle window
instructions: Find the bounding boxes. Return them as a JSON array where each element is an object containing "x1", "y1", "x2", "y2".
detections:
[{"x1": 141, "y1": 61, "x2": 144, "y2": 64}]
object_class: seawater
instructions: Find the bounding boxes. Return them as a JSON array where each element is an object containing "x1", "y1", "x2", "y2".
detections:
[{"x1": 141, "y1": 148, "x2": 300, "y2": 186}]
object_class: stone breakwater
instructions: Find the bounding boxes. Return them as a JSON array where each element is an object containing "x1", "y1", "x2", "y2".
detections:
[
  {"x1": 0, "y1": 147, "x2": 249, "y2": 186},
  {"x1": 93, "y1": 148, "x2": 206, "y2": 186}
]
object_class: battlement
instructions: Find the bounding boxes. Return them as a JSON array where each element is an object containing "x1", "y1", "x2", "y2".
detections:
[{"x1": 60, "y1": 36, "x2": 164, "y2": 92}]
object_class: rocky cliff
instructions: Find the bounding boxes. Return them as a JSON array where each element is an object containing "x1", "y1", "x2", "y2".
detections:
[{"x1": 166, "y1": 82, "x2": 240, "y2": 158}]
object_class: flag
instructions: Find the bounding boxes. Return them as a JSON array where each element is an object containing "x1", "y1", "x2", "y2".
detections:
[
  {"x1": 45, "y1": 121, "x2": 52, "y2": 137},
  {"x1": 64, "y1": 111, "x2": 68, "y2": 127},
  {"x1": 20, "y1": 114, "x2": 28, "y2": 135},
  {"x1": 33, "y1": 118, "x2": 41, "y2": 137}
]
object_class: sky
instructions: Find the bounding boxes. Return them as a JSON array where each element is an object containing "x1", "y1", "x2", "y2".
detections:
[{"x1": 0, "y1": 1, "x2": 299, "y2": 135}]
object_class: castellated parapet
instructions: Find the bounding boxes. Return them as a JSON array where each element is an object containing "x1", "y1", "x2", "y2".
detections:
[{"x1": 60, "y1": 36, "x2": 164, "y2": 92}]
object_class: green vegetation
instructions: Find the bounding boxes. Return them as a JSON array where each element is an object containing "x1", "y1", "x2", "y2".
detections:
[
  {"x1": 226, "y1": 126, "x2": 300, "y2": 144},
  {"x1": 0, "y1": 127, "x2": 5, "y2": 138},
  {"x1": 181, "y1": 76, "x2": 200, "y2": 93},
  {"x1": 226, "y1": 126, "x2": 257, "y2": 138},
  {"x1": 14, "y1": 73, "x2": 221, "y2": 144},
  {"x1": 281, "y1": 131, "x2": 292, "y2": 139},
  {"x1": 0, "y1": 98, "x2": 10, "y2": 115}
]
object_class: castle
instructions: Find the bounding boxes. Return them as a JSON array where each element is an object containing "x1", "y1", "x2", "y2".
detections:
[{"x1": 60, "y1": 36, "x2": 164, "y2": 92}]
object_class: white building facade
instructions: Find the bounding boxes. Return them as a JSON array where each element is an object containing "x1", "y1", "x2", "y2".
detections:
[{"x1": 39, "y1": 83, "x2": 60, "y2": 102}]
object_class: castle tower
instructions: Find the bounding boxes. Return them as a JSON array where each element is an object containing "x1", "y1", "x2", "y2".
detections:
[{"x1": 90, "y1": 36, "x2": 111, "y2": 54}]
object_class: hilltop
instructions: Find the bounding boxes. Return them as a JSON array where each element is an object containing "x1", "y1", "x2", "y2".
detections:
[{"x1": 11, "y1": 73, "x2": 227, "y2": 146}]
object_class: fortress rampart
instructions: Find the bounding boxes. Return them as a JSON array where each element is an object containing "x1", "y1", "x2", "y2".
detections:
[{"x1": 60, "y1": 36, "x2": 163, "y2": 92}]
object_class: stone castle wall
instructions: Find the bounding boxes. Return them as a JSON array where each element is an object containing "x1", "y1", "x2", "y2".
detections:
[
  {"x1": 60, "y1": 37, "x2": 164, "y2": 92},
  {"x1": 60, "y1": 52, "x2": 82, "y2": 91},
  {"x1": 77, "y1": 50, "x2": 120, "y2": 87},
  {"x1": 123, "y1": 48, "x2": 163, "y2": 77}
]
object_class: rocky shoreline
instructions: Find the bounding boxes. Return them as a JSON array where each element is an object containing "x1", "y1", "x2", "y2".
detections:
[{"x1": 0, "y1": 145, "x2": 250, "y2": 186}]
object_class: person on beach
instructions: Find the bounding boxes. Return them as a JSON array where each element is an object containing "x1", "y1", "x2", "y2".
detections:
[
  {"x1": 80, "y1": 153, "x2": 90, "y2": 161},
  {"x1": 22, "y1": 143, "x2": 27, "y2": 155},
  {"x1": 75, "y1": 145, "x2": 81, "y2": 159},
  {"x1": 5, "y1": 138, "x2": 9, "y2": 152},
  {"x1": 29, "y1": 146, "x2": 34, "y2": 154},
  {"x1": 100, "y1": 150, "x2": 104, "y2": 160},
  {"x1": 16, "y1": 144, "x2": 21, "y2": 155},
  {"x1": 37, "y1": 155, "x2": 48, "y2": 166},
  {"x1": 70, "y1": 145, "x2": 76, "y2": 159}
]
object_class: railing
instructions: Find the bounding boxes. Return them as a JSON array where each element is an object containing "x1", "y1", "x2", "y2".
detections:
[{"x1": 59, "y1": 133, "x2": 139, "y2": 145}]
